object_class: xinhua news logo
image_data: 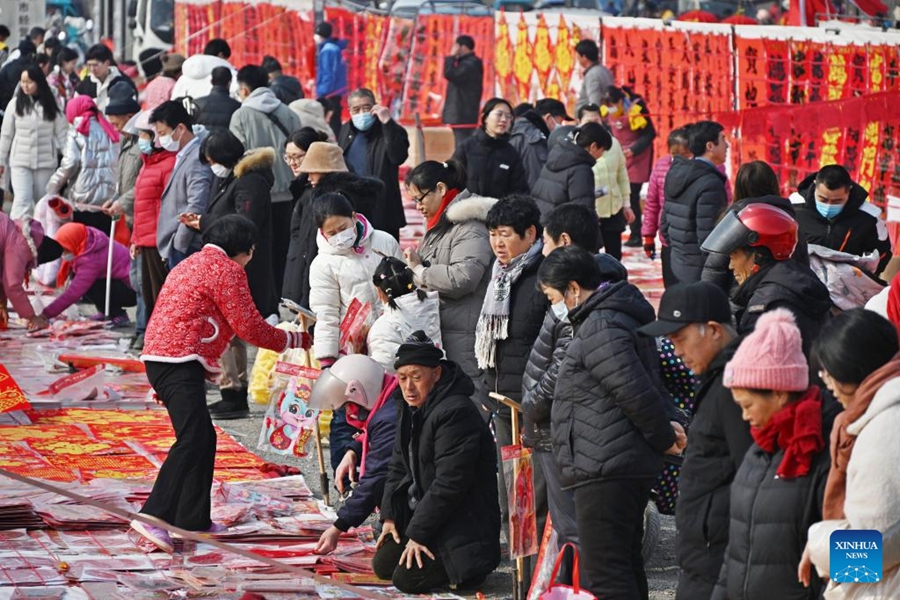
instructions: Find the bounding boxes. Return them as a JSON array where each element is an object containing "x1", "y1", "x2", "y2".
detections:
[{"x1": 830, "y1": 530, "x2": 882, "y2": 583}]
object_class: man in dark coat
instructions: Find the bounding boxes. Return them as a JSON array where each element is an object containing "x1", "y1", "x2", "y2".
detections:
[
  {"x1": 375, "y1": 332, "x2": 501, "y2": 593},
  {"x1": 443, "y1": 35, "x2": 483, "y2": 150},
  {"x1": 76, "y1": 44, "x2": 138, "y2": 113},
  {"x1": 793, "y1": 164, "x2": 892, "y2": 276},
  {"x1": 261, "y1": 55, "x2": 303, "y2": 105},
  {"x1": 639, "y1": 282, "x2": 753, "y2": 600},
  {"x1": 660, "y1": 121, "x2": 729, "y2": 285},
  {"x1": 338, "y1": 88, "x2": 409, "y2": 241},
  {"x1": 508, "y1": 108, "x2": 549, "y2": 189},
  {"x1": 194, "y1": 66, "x2": 241, "y2": 133}
]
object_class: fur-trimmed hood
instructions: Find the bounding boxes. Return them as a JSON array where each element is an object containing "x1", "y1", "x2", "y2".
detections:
[
  {"x1": 445, "y1": 190, "x2": 497, "y2": 225},
  {"x1": 234, "y1": 147, "x2": 276, "y2": 178}
]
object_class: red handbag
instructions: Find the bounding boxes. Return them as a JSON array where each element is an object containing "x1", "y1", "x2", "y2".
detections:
[{"x1": 539, "y1": 543, "x2": 598, "y2": 600}]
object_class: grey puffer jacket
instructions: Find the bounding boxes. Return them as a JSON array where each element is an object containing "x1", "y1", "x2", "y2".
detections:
[
  {"x1": 411, "y1": 190, "x2": 496, "y2": 381},
  {"x1": 0, "y1": 97, "x2": 67, "y2": 170},
  {"x1": 552, "y1": 281, "x2": 676, "y2": 489},
  {"x1": 46, "y1": 117, "x2": 120, "y2": 207},
  {"x1": 521, "y1": 310, "x2": 572, "y2": 451}
]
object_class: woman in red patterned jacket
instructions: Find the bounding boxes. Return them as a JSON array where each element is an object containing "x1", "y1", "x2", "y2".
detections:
[{"x1": 133, "y1": 215, "x2": 309, "y2": 552}]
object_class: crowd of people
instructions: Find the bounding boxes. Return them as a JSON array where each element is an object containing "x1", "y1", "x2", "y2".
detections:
[{"x1": 0, "y1": 23, "x2": 899, "y2": 600}]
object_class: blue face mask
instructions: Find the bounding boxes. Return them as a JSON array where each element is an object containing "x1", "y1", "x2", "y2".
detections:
[
  {"x1": 138, "y1": 138, "x2": 154, "y2": 155},
  {"x1": 351, "y1": 112, "x2": 375, "y2": 132},
  {"x1": 815, "y1": 200, "x2": 845, "y2": 220}
]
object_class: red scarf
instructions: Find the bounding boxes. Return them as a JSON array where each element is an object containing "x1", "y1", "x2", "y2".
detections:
[
  {"x1": 750, "y1": 386, "x2": 824, "y2": 479},
  {"x1": 427, "y1": 188, "x2": 460, "y2": 230}
]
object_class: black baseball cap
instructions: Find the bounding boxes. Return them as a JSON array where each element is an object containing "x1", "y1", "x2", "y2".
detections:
[
  {"x1": 535, "y1": 98, "x2": 573, "y2": 122},
  {"x1": 638, "y1": 282, "x2": 732, "y2": 337}
]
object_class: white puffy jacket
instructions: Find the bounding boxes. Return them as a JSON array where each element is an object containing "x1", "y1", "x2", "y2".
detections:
[
  {"x1": 308, "y1": 216, "x2": 402, "y2": 360},
  {"x1": 0, "y1": 97, "x2": 67, "y2": 170},
  {"x1": 171, "y1": 55, "x2": 238, "y2": 100},
  {"x1": 367, "y1": 291, "x2": 443, "y2": 371},
  {"x1": 46, "y1": 117, "x2": 120, "y2": 207}
]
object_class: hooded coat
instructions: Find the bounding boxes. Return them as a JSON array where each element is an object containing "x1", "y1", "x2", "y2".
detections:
[
  {"x1": 660, "y1": 157, "x2": 729, "y2": 285},
  {"x1": 731, "y1": 259, "x2": 832, "y2": 358},
  {"x1": 338, "y1": 118, "x2": 409, "y2": 239},
  {"x1": 308, "y1": 216, "x2": 403, "y2": 360},
  {"x1": 702, "y1": 195, "x2": 811, "y2": 294},
  {"x1": 552, "y1": 281, "x2": 677, "y2": 488},
  {"x1": 531, "y1": 141, "x2": 597, "y2": 215},
  {"x1": 269, "y1": 74, "x2": 303, "y2": 105},
  {"x1": 442, "y1": 52, "x2": 483, "y2": 127},
  {"x1": 46, "y1": 117, "x2": 121, "y2": 207},
  {"x1": 411, "y1": 191, "x2": 495, "y2": 381},
  {"x1": 194, "y1": 85, "x2": 241, "y2": 133},
  {"x1": 508, "y1": 111, "x2": 548, "y2": 190},
  {"x1": 228, "y1": 87, "x2": 301, "y2": 202},
  {"x1": 452, "y1": 129, "x2": 530, "y2": 199},
  {"x1": 288, "y1": 99, "x2": 336, "y2": 142},
  {"x1": 282, "y1": 171, "x2": 385, "y2": 308},
  {"x1": 381, "y1": 361, "x2": 501, "y2": 585},
  {"x1": 675, "y1": 338, "x2": 754, "y2": 600},
  {"x1": 316, "y1": 38, "x2": 348, "y2": 98},
  {"x1": 200, "y1": 147, "x2": 278, "y2": 317},
  {"x1": 367, "y1": 291, "x2": 443, "y2": 371},
  {"x1": 171, "y1": 55, "x2": 237, "y2": 100},
  {"x1": 794, "y1": 172, "x2": 892, "y2": 276}
]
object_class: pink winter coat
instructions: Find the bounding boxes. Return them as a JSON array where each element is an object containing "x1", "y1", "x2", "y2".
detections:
[
  {"x1": 0, "y1": 213, "x2": 42, "y2": 319},
  {"x1": 43, "y1": 226, "x2": 132, "y2": 318},
  {"x1": 643, "y1": 155, "x2": 732, "y2": 246}
]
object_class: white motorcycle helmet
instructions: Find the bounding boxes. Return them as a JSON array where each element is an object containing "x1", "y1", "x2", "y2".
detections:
[{"x1": 308, "y1": 354, "x2": 386, "y2": 411}]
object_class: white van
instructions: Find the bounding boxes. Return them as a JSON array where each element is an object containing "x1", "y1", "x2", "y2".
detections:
[{"x1": 128, "y1": 0, "x2": 174, "y2": 59}]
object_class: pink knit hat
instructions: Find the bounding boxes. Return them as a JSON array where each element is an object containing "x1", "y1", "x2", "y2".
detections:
[{"x1": 724, "y1": 308, "x2": 809, "y2": 392}]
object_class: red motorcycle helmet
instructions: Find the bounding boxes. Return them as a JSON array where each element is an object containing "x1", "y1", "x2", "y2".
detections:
[{"x1": 702, "y1": 203, "x2": 799, "y2": 260}]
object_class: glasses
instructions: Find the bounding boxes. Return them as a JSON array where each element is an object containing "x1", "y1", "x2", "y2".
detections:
[
  {"x1": 489, "y1": 111, "x2": 513, "y2": 121},
  {"x1": 412, "y1": 188, "x2": 434, "y2": 204},
  {"x1": 349, "y1": 105, "x2": 374, "y2": 115},
  {"x1": 283, "y1": 153, "x2": 304, "y2": 165}
]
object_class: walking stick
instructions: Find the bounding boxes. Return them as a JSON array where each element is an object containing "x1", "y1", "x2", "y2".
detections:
[
  {"x1": 490, "y1": 392, "x2": 527, "y2": 600},
  {"x1": 104, "y1": 216, "x2": 116, "y2": 318},
  {"x1": 281, "y1": 298, "x2": 331, "y2": 506}
]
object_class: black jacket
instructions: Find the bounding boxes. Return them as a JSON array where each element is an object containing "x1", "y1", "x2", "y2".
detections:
[
  {"x1": 282, "y1": 171, "x2": 384, "y2": 308},
  {"x1": 381, "y1": 362, "x2": 501, "y2": 585},
  {"x1": 521, "y1": 311, "x2": 572, "y2": 451},
  {"x1": 531, "y1": 141, "x2": 596, "y2": 216},
  {"x1": 200, "y1": 148, "x2": 278, "y2": 316},
  {"x1": 269, "y1": 74, "x2": 303, "y2": 105},
  {"x1": 334, "y1": 387, "x2": 399, "y2": 532},
  {"x1": 442, "y1": 53, "x2": 483, "y2": 126},
  {"x1": 675, "y1": 338, "x2": 753, "y2": 600},
  {"x1": 483, "y1": 254, "x2": 548, "y2": 414},
  {"x1": 702, "y1": 195, "x2": 810, "y2": 294},
  {"x1": 713, "y1": 411, "x2": 830, "y2": 600},
  {"x1": 0, "y1": 46, "x2": 36, "y2": 117},
  {"x1": 452, "y1": 129, "x2": 530, "y2": 199},
  {"x1": 660, "y1": 157, "x2": 729, "y2": 285},
  {"x1": 508, "y1": 111, "x2": 549, "y2": 190},
  {"x1": 732, "y1": 259, "x2": 832, "y2": 358},
  {"x1": 338, "y1": 119, "x2": 408, "y2": 239},
  {"x1": 194, "y1": 86, "x2": 242, "y2": 133},
  {"x1": 75, "y1": 72, "x2": 137, "y2": 104},
  {"x1": 552, "y1": 281, "x2": 676, "y2": 488},
  {"x1": 795, "y1": 172, "x2": 892, "y2": 275}
]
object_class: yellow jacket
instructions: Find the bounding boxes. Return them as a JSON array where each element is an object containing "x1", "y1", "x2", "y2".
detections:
[{"x1": 592, "y1": 137, "x2": 631, "y2": 219}]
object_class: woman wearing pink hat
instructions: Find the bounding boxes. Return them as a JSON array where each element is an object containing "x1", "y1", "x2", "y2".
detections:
[{"x1": 715, "y1": 308, "x2": 830, "y2": 600}]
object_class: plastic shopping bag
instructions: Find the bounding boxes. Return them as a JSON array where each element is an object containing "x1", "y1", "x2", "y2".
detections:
[
  {"x1": 539, "y1": 543, "x2": 597, "y2": 600},
  {"x1": 528, "y1": 516, "x2": 560, "y2": 600},
  {"x1": 502, "y1": 444, "x2": 538, "y2": 559}
]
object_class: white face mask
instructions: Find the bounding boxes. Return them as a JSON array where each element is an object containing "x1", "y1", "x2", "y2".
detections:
[
  {"x1": 211, "y1": 164, "x2": 231, "y2": 178},
  {"x1": 159, "y1": 127, "x2": 182, "y2": 152},
  {"x1": 550, "y1": 300, "x2": 568, "y2": 322},
  {"x1": 326, "y1": 224, "x2": 357, "y2": 250},
  {"x1": 314, "y1": 34, "x2": 324, "y2": 45}
]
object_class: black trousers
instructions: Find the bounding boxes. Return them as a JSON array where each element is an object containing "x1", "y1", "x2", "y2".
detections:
[
  {"x1": 599, "y1": 211, "x2": 626, "y2": 261},
  {"x1": 140, "y1": 246, "x2": 168, "y2": 317},
  {"x1": 536, "y1": 449, "x2": 576, "y2": 584},
  {"x1": 85, "y1": 278, "x2": 136, "y2": 317},
  {"x1": 326, "y1": 94, "x2": 343, "y2": 139},
  {"x1": 574, "y1": 477, "x2": 656, "y2": 600},
  {"x1": 661, "y1": 245, "x2": 678, "y2": 289},
  {"x1": 142, "y1": 361, "x2": 217, "y2": 531},
  {"x1": 373, "y1": 535, "x2": 450, "y2": 594},
  {"x1": 452, "y1": 127, "x2": 476, "y2": 150},
  {"x1": 629, "y1": 182, "x2": 643, "y2": 240},
  {"x1": 270, "y1": 201, "x2": 293, "y2": 300}
]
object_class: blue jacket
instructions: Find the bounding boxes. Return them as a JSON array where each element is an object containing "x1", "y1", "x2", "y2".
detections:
[
  {"x1": 333, "y1": 387, "x2": 399, "y2": 531},
  {"x1": 316, "y1": 39, "x2": 348, "y2": 98}
]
